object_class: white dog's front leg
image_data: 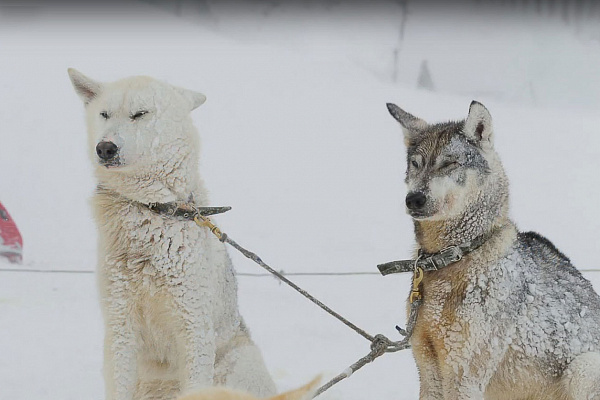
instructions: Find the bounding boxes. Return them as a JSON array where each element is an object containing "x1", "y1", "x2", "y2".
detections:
[
  {"x1": 103, "y1": 296, "x2": 138, "y2": 400},
  {"x1": 178, "y1": 316, "x2": 216, "y2": 391}
]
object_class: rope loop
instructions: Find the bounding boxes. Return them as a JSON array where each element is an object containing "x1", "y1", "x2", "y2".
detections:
[{"x1": 370, "y1": 334, "x2": 395, "y2": 355}]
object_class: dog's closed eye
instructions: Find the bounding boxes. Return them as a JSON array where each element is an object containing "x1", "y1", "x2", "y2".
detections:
[
  {"x1": 131, "y1": 110, "x2": 149, "y2": 120},
  {"x1": 440, "y1": 161, "x2": 460, "y2": 170}
]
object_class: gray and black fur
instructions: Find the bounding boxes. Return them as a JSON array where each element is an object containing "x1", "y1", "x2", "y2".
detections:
[{"x1": 387, "y1": 101, "x2": 600, "y2": 399}]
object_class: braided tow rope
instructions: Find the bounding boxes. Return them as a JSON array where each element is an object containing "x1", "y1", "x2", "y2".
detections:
[{"x1": 194, "y1": 213, "x2": 419, "y2": 397}]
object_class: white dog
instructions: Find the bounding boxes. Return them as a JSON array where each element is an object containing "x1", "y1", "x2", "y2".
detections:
[{"x1": 68, "y1": 69, "x2": 276, "y2": 400}]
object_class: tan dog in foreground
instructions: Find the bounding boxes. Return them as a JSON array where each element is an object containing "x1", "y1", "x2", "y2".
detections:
[{"x1": 178, "y1": 377, "x2": 321, "y2": 400}]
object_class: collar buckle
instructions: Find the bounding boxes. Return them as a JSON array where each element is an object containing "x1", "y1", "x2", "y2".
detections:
[
  {"x1": 436, "y1": 245, "x2": 463, "y2": 268},
  {"x1": 418, "y1": 245, "x2": 464, "y2": 270}
]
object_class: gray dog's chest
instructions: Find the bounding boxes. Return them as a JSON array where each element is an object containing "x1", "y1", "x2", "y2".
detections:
[{"x1": 428, "y1": 241, "x2": 600, "y2": 380}]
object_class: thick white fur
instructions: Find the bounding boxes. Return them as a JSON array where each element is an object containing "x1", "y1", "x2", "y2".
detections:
[{"x1": 68, "y1": 69, "x2": 276, "y2": 400}]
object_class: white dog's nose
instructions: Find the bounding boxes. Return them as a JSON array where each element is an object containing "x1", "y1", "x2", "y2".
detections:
[{"x1": 96, "y1": 141, "x2": 118, "y2": 160}]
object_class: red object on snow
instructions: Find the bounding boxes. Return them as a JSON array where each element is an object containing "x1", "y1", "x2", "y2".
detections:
[{"x1": 0, "y1": 202, "x2": 22, "y2": 264}]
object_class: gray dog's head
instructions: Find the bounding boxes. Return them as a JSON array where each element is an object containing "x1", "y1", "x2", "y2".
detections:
[{"x1": 387, "y1": 101, "x2": 508, "y2": 222}]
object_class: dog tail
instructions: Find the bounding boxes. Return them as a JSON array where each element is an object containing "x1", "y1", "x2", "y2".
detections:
[{"x1": 268, "y1": 376, "x2": 321, "y2": 400}]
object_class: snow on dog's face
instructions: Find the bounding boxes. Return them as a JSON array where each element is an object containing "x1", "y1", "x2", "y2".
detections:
[
  {"x1": 387, "y1": 101, "x2": 505, "y2": 221},
  {"x1": 68, "y1": 69, "x2": 206, "y2": 176}
]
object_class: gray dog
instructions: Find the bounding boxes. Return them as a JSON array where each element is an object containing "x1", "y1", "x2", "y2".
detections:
[{"x1": 385, "y1": 101, "x2": 600, "y2": 399}]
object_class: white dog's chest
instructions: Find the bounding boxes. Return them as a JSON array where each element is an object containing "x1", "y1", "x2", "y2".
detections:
[
  {"x1": 102, "y1": 199, "x2": 240, "y2": 314},
  {"x1": 97, "y1": 201, "x2": 218, "y2": 299},
  {"x1": 126, "y1": 208, "x2": 205, "y2": 270}
]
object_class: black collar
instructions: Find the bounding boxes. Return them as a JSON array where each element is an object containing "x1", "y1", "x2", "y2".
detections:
[
  {"x1": 96, "y1": 185, "x2": 231, "y2": 221},
  {"x1": 144, "y1": 202, "x2": 231, "y2": 221},
  {"x1": 377, "y1": 232, "x2": 491, "y2": 276}
]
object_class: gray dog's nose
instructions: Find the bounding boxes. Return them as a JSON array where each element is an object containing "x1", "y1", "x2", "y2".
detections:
[
  {"x1": 96, "y1": 141, "x2": 118, "y2": 160},
  {"x1": 406, "y1": 192, "x2": 427, "y2": 210}
]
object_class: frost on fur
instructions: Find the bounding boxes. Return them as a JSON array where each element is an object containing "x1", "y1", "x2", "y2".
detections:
[
  {"x1": 69, "y1": 70, "x2": 275, "y2": 400},
  {"x1": 387, "y1": 101, "x2": 600, "y2": 399}
]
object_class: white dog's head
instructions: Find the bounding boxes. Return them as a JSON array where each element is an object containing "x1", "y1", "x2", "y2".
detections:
[{"x1": 68, "y1": 69, "x2": 207, "y2": 202}]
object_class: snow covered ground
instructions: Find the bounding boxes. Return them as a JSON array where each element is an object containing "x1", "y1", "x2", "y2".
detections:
[{"x1": 0, "y1": 1, "x2": 599, "y2": 399}]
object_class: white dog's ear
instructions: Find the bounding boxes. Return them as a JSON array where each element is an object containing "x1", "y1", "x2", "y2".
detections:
[
  {"x1": 174, "y1": 87, "x2": 207, "y2": 111},
  {"x1": 68, "y1": 68, "x2": 102, "y2": 105},
  {"x1": 463, "y1": 101, "x2": 493, "y2": 148},
  {"x1": 386, "y1": 103, "x2": 427, "y2": 147}
]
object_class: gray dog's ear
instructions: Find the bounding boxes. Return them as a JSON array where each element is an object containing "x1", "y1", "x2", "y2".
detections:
[
  {"x1": 463, "y1": 101, "x2": 493, "y2": 149},
  {"x1": 68, "y1": 68, "x2": 102, "y2": 105},
  {"x1": 386, "y1": 103, "x2": 427, "y2": 146},
  {"x1": 174, "y1": 86, "x2": 207, "y2": 111}
]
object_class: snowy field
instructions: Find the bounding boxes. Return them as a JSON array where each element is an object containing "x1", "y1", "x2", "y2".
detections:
[{"x1": 1, "y1": 1, "x2": 599, "y2": 399}]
